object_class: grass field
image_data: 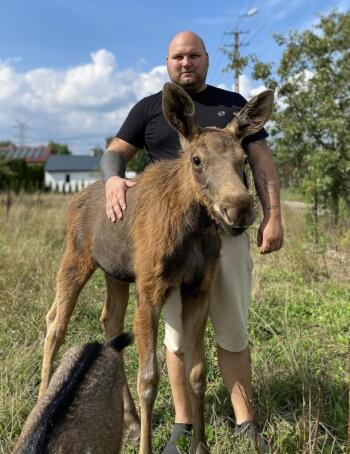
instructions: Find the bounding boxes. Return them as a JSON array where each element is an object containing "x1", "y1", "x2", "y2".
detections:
[{"x1": 0, "y1": 192, "x2": 349, "y2": 453}]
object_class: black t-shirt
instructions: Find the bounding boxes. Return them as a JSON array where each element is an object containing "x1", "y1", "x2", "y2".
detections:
[{"x1": 117, "y1": 85, "x2": 268, "y2": 162}]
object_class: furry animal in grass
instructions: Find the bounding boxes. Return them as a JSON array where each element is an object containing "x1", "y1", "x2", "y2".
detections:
[{"x1": 14, "y1": 333, "x2": 132, "y2": 454}]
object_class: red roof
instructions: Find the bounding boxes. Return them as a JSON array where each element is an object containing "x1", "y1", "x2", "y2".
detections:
[{"x1": 0, "y1": 145, "x2": 51, "y2": 164}]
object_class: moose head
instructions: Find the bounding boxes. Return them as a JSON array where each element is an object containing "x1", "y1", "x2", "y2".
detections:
[{"x1": 162, "y1": 82, "x2": 273, "y2": 234}]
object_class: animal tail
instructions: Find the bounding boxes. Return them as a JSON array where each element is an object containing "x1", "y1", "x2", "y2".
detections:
[
  {"x1": 105, "y1": 331, "x2": 134, "y2": 352},
  {"x1": 20, "y1": 341, "x2": 103, "y2": 454}
]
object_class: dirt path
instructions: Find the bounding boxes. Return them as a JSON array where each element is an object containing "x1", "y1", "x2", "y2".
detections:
[{"x1": 282, "y1": 200, "x2": 312, "y2": 209}]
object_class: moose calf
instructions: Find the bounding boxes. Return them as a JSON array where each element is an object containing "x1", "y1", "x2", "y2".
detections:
[
  {"x1": 39, "y1": 82, "x2": 273, "y2": 454},
  {"x1": 14, "y1": 333, "x2": 132, "y2": 454}
]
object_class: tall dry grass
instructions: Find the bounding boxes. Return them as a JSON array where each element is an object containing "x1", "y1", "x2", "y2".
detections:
[{"x1": 0, "y1": 192, "x2": 349, "y2": 453}]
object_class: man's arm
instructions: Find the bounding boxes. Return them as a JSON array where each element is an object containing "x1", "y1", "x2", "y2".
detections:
[
  {"x1": 246, "y1": 139, "x2": 284, "y2": 253},
  {"x1": 101, "y1": 138, "x2": 138, "y2": 222}
]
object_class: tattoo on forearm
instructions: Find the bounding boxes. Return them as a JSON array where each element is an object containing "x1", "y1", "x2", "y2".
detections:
[
  {"x1": 249, "y1": 167, "x2": 279, "y2": 211},
  {"x1": 259, "y1": 170, "x2": 278, "y2": 195},
  {"x1": 247, "y1": 143, "x2": 280, "y2": 213}
]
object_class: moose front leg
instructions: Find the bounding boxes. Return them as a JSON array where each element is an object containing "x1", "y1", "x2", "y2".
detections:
[
  {"x1": 181, "y1": 280, "x2": 213, "y2": 454},
  {"x1": 133, "y1": 290, "x2": 163, "y2": 454}
]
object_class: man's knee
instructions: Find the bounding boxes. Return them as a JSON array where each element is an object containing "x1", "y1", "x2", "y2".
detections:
[
  {"x1": 163, "y1": 287, "x2": 184, "y2": 353},
  {"x1": 164, "y1": 336, "x2": 184, "y2": 354},
  {"x1": 215, "y1": 337, "x2": 249, "y2": 353}
]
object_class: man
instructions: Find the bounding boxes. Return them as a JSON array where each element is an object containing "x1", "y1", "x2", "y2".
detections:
[{"x1": 100, "y1": 31, "x2": 283, "y2": 453}]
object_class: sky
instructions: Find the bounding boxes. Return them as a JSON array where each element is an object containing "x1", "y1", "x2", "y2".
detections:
[{"x1": 0, "y1": 0, "x2": 348, "y2": 154}]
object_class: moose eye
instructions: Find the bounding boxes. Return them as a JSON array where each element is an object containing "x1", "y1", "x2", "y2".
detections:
[{"x1": 192, "y1": 155, "x2": 201, "y2": 166}]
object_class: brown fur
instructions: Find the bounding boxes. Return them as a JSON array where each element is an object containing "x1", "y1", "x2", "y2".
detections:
[
  {"x1": 15, "y1": 334, "x2": 132, "y2": 454},
  {"x1": 39, "y1": 83, "x2": 273, "y2": 454}
]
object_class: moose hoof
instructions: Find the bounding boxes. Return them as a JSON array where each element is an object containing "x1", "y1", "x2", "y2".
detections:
[
  {"x1": 194, "y1": 441, "x2": 211, "y2": 454},
  {"x1": 125, "y1": 416, "x2": 141, "y2": 441}
]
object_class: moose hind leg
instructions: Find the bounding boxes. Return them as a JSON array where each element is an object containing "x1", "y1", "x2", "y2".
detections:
[
  {"x1": 181, "y1": 282, "x2": 212, "y2": 454},
  {"x1": 100, "y1": 274, "x2": 140, "y2": 440},
  {"x1": 134, "y1": 288, "x2": 164, "y2": 454},
  {"x1": 100, "y1": 274, "x2": 130, "y2": 337},
  {"x1": 39, "y1": 249, "x2": 95, "y2": 399}
]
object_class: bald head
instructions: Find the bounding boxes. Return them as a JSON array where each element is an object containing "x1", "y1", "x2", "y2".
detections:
[
  {"x1": 166, "y1": 31, "x2": 209, "y2": 93},
  {"x1": 168, "y1": 31, "x2": 207, "y2": 55}
]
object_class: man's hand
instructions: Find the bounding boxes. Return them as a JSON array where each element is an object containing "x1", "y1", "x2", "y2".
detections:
[
  {"x1": 257, "y1": 215, "x2": 284, "y2": 254},
  {"x1": 105, "y1": 176, "x2": 137, "y2": 222},
  {"x1": 246, "y1": 139, "x2": 284, "y2": 254}
]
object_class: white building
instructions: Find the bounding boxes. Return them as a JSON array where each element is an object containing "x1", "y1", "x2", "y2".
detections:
[
  {"x1": 45, "y1": 155, "x2": 137, "y2": 192},
  {"x1": 45, "y1": 155, "x2": 100, "y2": 192}
]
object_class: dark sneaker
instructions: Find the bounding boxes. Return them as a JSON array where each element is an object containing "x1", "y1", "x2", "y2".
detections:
[
  {"x1": 161, "y1": 423, "x2": 192, "y2": 454},
  {"x1": 234, "y1": 420, "x2": 270, "y2": 453}
]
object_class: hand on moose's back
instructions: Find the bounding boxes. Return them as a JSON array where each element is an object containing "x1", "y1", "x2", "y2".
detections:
[{"x1": 105, "y1": 175, "x2": 137, "y2": 222}]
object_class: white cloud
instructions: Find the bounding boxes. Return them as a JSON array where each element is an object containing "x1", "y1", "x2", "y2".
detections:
[
  {"x1": 213, "y1": 76, "x2": 266, "y2": 100},
  {"x1": 238, "y1": 75, "x2": 254, "y2": 100},
  {"x1": 0, "y1": 53, "x2": 275, "y2": 153},
  {"x1": 292, "y1": 68, "x2": 314, "y2": 90},
  {"x1": 0, "y1": 63, "x2": 22, "y2": 101},
  {"x1": 238, "y1": 74, "x2": 266, "y2": 100},
  {"x1": 0, "y1": 50, "x2": 169, "y2": 153},
  {"x1": 132, "y1": 65, "x2": 169, "y2": 100}
]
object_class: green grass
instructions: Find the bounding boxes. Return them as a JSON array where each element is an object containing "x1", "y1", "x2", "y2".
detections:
[
  {"x1": 0, "y1": 193, "x2": 349, "y2": 453},
  {"x1": 281, "y1": 188, "x2": 310, "y2": 203}
]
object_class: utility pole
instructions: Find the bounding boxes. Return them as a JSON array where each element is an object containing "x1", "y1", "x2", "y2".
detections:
[
  {"x1": 223, "y1": 30, "x2": 249, "y2": 93},
  {"x1": 222, "y1": 8, "x2": 259, "y2": 93}
]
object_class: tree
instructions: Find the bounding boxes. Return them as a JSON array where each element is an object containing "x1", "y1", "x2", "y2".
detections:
[
  {"x1": 250, "y1": 10, "x2": 350, "y2": 225},
  {"x1": 0, "y1": 157, "x2": 44, "y2": 192},
  {"x1": 105, "y1": 136, "x2": 150, "y2": 174},
  {"x1": 0, "y1": 156, "x2": 15, "y2": 189},
  {"x1": 49, "y1": 141, "x2": 72, "y2": 155},
  {"x1": 126, "y1": 149, "x2": 151, "y2": 173},
  {"x1": 90, "y1": 145, "x2": 104, "y2": 157},
  {"x1": 221, "y1": 39, "x2": 249, "y2": 92},
  {"x1": 105, "y1": 136, "x2": 114, "y2": 148},
  {"x1": 0, "y1": 141, "x2": 13, "y2": 147}
]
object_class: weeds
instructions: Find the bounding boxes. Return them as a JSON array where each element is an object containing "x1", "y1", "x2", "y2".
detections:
[{"x1": 0, "y1": 192, "x2": 349, "y2": 453}]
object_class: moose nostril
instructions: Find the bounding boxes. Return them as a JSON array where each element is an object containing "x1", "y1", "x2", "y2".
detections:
[
  {"x1": 222, "y1": 202, "x2": 255, "y2": 227},
  {"x1": 221, "y1": 207, "x2": 236, "y2": 225}
]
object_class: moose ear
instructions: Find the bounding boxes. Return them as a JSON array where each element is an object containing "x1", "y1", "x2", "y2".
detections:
[
  {"x1": 162, "y1": 83, "x2": 200, "y2": 142},
  {"x1": 226, "y1": 90, "x2": 274, "y2": 140}
]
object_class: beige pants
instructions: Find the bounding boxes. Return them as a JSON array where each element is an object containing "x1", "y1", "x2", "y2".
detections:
[{"x1": 163, "y1": 232, "x2": 253, "y2": 353}]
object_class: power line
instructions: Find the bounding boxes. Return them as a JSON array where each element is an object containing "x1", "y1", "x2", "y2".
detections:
[
  {"x1": 247, "y1": 0, "x2": 289, "y2": 43},
  {"x1": 211, "y1": 4, "x2": 261, "y2": 91},
  {"x1": 209, "y1": 2, "x2": 260, "y2": 86},
  {"x1": 250, "y1": 0, "x2": 294, "y2": 56},
  {"x1": 14, "y1": 119, "x2": 29, "y2": 147},
  {"x1": 209, "y1": 10, "x2": 244, "y2": 85},
  {"x1": 215, "y1": 0, "x2": 292, "y2": 90}
]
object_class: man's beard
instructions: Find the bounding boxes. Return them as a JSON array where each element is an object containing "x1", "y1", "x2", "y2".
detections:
[{"x1": 178, "y1": 73, "x2": 205, "y2": 92}]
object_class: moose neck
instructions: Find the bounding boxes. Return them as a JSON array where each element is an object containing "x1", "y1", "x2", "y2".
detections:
[{"x1": 173, "y1": 152, "x2": 215, "y2": 234}]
